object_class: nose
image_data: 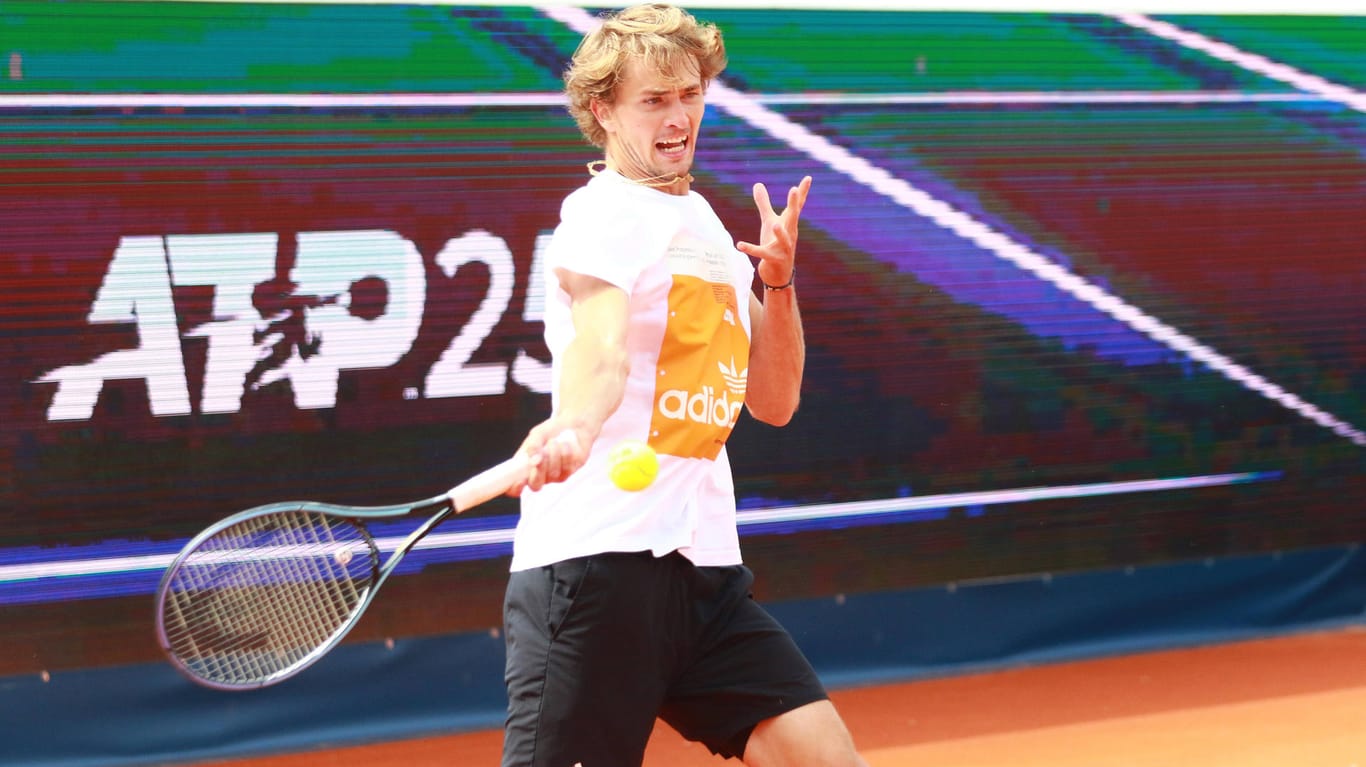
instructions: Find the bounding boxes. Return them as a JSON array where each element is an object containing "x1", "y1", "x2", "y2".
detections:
[{"x1": 664, "y1": 96, "x2": 689, "y2": 129}]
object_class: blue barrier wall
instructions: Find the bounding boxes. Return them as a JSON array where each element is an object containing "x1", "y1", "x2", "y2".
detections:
[{"x1": 8, "y1": 545, "x2": 1364, "y2": 767}]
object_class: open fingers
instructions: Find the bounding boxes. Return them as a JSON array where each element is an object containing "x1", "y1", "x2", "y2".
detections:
[
  {"x1": 752, "y1": 182, "x2": 774, "y2": 223},
  {"x1": 756, "y1": 177, "x2": 812, "y2": 222},
  {"x1": 771, "y1": 176, "x2": 812, "y2": 247},
  {"x1": 792, "y1": 176, "x2": 812, "y2": 211},
  {"x1": 784, "y1": 176, "x2": 812, "y2": 223},
  {"x1": 737, "y1": 176, "x2": 812, "y2": 258}
]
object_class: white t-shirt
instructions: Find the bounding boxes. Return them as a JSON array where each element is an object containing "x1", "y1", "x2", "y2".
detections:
[{"x1": 511, "y1": 170, "x2": 755, "y2": 571}]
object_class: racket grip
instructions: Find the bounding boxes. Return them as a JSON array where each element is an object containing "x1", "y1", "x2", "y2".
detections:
[
  {"x1": 445, "y1": 430, "x2": 580, "y2": 513},
  {"x1": 446, "y1": 455, "x2": 528, "y2": 513}
]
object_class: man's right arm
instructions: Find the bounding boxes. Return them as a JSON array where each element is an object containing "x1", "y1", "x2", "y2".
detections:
[{"x1": 515, "y1": 268, "x2": 631, "y2": 492}]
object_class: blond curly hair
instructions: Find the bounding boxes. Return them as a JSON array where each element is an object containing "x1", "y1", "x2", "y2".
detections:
[{"x1": 563, "y1": 4, "x2": 728, "y2": 149}]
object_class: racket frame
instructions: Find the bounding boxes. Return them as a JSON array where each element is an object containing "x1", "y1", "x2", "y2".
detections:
[{"x1": 154, "y1": 450, "x2": 530, "y2": 690}]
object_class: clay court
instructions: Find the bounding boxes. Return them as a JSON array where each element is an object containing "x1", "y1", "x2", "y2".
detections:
[{"x1": 199, "y1": 627, "x2": 1366, "y2": 767}]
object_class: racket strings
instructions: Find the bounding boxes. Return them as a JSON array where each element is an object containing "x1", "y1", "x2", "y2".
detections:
[{"x1": 160, "y1": 510, "x2": 378, "y2": 686}]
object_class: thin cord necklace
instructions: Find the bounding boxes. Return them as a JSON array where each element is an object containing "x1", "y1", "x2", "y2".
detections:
[{"x1": 587, "y1": 160, "x2": 693, "y2": 189}]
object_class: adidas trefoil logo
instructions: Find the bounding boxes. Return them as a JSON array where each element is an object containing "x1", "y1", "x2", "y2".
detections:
[{"x1": 719, "y1": 358, "x2": 748, "y2": 397}]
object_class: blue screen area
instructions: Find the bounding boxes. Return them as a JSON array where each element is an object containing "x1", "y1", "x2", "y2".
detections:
[{"x1": 1, "y1": 4, "x2": 1363, "y2": 677}]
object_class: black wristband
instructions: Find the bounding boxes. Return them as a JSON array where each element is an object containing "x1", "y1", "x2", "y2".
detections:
[{"x1": 761, "y1": 266, "x2": 795, "y2": 291}]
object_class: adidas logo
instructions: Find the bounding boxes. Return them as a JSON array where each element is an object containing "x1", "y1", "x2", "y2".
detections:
[
  {"x1": 657, "y1": 384, "x2": 744, "y2": 428},
  {"x1": 718, "y1": 358, "x2": 747, "y2": 397}
]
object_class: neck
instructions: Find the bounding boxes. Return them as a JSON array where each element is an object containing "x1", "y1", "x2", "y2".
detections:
[{"x1": 596, "y1": 149, "x2": 692, "y2": 196}]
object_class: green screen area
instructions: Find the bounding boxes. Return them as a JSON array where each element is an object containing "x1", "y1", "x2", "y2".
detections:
[
  {"x1": 0, "y1": 2, "x2": 571, "y2": 92},
  {"x1": 1160, "y1": 14, "x2": 1366, "y2": 88},
  {"x1": 5, "y1": 4, "x2": 1338, "y2": 94}
]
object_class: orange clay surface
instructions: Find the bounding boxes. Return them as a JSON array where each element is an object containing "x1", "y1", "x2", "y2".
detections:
[{"x1": 197, "y1": 626, "x2": 1366, "y2": 767}]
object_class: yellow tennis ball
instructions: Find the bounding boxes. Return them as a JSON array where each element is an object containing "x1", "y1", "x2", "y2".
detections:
[{"x1": 607, "y1": 440, "x2": 659, "y2": 492}]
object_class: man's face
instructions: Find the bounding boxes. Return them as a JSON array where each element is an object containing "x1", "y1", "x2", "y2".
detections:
[{"x1": 593, "y1": 56, "x2": 705, "y2": 193}]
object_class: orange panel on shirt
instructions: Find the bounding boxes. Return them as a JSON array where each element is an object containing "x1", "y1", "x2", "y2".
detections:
[{"x1": 649, "y1": 261, "x2": 750, "y2": 461}]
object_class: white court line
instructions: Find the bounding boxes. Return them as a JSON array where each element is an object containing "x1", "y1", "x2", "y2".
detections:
[
  {"x1": 754, "y1": 91, "x2": 1324, "y2": 106},
  {"x1": 151, "y1": 0, "x2": 1366, "y2": 15},
  {"x1": 733, "y1": 471, "x2": 1277, "y2": 526},
  {"x1": 1116, "y1": 14, "x2": 1366, "y2": 114},
  {"x1": 543, "y1": 4, "x2": 1366, "y2": 449},
  {"x1": 0, "y1": 91, "x2": 1330, "y2": 110},
  {"x1": 0, "y1": 93, "x2": 568, "y2": 109},
  {"x1": 0, "y1": 471, "x2": 1277, "y2": 585}
]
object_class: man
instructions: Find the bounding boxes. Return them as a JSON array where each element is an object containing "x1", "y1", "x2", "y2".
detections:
[{"x1": 505, "y1": 5, "x2": 867, "y2": 766}]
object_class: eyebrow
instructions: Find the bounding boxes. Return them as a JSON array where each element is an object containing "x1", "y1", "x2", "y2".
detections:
[{"x1": 639, "y1": 83, "x2": 703, "y2": 96}]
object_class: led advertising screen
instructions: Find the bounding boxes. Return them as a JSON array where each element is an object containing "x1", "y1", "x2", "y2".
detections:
[{"x1": 2, "y1": 3, "x2": 1363, "y2": 679}]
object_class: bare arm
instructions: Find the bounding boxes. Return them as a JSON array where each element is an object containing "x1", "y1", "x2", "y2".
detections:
[
  {"x1": 515, "y1": 269, "x2": 630, "y2": 492},
  {"x1": 745, "y1": 286, "x2": 804, "y2": 426},
  {"x1": 738, "y1": 176, "x2": 812, "y2": 426}
]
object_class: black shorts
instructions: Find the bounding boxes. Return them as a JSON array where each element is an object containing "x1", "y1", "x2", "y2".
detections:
[{"x1": 501, "y1": 550, "x2": 828, "y2": 767}]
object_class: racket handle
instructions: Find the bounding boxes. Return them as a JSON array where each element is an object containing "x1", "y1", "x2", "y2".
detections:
[
  {"x1": 445, "y1": 430, "x2": 580, "y2": 513},
  {"x1": 446, "y1": 455, "x2": 527, "y2": 513}
]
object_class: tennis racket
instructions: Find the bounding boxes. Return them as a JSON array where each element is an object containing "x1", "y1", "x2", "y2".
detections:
[{"x1": 154, "y1": 438, "x2": 561, "y2": 691}]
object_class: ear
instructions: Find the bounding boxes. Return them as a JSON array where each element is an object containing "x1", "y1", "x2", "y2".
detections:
[{"x1": 590, "y1": 97, "x2": 616, "y2": 134}]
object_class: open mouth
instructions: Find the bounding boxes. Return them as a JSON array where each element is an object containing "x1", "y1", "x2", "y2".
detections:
[{"x1": 656, "y1": 136, "x2": 689, "y2": 158}]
